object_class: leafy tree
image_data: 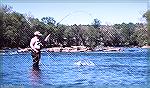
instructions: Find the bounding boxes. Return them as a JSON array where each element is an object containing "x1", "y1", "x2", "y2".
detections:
[
  {"x1": 92, "y1": 18, "x2": 101, "y2": 28},
  {"x1": 143, "y1": 10, "x2": 150, "y2": 45},
  {"x1": 120, "y1": 23, "x2": 135, "y2": 46},
  {"x1": 83, "y1": 25, "x2": 97, "y2": 47},
  {"x1": 131, "y1": 24, "x2": 147, "y2": 46},
  {"x1": 55, "y1": 24, "x2": 67, "y2": 46},
  {"x1": 0, "y1": 4, "x2": 13, "y2": 48},
  {"x1": 41, "y1": 17, "x2": 56, "y2": 25},
  {"x1": 0, "y1": 4, "x2": 148, "y2": 49}
]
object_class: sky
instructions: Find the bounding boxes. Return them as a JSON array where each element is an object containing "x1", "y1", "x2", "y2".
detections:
[{"x1": 2, "y1": 2, "x2": 148, "y2": 25}]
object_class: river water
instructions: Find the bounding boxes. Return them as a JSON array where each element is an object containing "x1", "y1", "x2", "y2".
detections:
[{"x1": 0, "y1": 48, "x2": 150, "y2": 88}]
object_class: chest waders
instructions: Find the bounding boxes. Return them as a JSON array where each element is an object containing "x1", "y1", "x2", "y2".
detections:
[{"x1": 31, "y1": 50, "x2": 41, "y2": 67}]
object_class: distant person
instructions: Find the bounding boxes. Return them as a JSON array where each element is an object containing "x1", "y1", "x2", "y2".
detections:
[{"x1": 30, "y1": 31, "x2": 50, "y2": 67}]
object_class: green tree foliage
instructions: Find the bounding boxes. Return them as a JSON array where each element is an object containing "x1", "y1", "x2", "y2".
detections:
[
  {"x1": 92, "y1": 18, "x2": 101, "y2": 28},
  {"x1": 54, "y1": 24, "x2": 67, "y2": 46},
  {"x1": 0, "y1": 4, "x2": 148, "y2": 49},
  {"x1": 41, "y1": 17, "x2": 56, "y2": 25},
  {"x1": 143, "y1": 10, "x2": 150, "y2": 45},
  {"x1": 119, "y1": 23, "x2": 136, "y2": 46},
  {"x1": 131, "y1": 23, "x2": 147, "y2": 46},
  {"x1": 85, "y1": 26, "x2": 98, "y2": 47}
]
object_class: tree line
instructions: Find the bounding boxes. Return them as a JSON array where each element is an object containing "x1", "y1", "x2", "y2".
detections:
[{"x1": 0, "y1": 5, "x2": 149, "y2": 49}]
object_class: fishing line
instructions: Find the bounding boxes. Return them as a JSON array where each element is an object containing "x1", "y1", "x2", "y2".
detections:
[
  {"x1": 57, "y1": 10, "x2": 94, "y2": 25},
  {"x1": 37, "y1": 10, "x2": 94, "y2": 69}
]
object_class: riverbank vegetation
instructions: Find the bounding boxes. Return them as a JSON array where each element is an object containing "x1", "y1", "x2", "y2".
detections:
[{"x1": 0, "y1": 5, "x2": 149, "y2": 49}]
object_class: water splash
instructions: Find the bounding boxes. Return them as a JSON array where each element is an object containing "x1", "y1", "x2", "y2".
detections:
[{"x1": 74, "y1": 60, "x2": 95, "y2": 66}]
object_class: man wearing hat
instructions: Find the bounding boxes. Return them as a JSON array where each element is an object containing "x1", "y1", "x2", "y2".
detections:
[{"x1": 30, "y1": 31, "x2": 50, "y2": 67}]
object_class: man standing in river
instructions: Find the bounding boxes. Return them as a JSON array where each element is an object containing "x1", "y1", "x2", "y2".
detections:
[{"x1": 30, "y1": 31, "x2": 50, "y2": 67}]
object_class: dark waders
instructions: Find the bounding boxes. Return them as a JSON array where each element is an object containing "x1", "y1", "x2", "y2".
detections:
[{"x1": 31, "y1": 50, "x2": 41, "y2": 67}]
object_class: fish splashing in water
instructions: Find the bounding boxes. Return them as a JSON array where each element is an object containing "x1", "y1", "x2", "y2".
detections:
[{"x1": 74, "y1": 60, "x2": 95, "y2": 66}]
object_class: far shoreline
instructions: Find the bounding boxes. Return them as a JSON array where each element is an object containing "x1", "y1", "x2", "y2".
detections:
[{"x1": 1, "y1": 45, "x2": 150, "y2": 53}]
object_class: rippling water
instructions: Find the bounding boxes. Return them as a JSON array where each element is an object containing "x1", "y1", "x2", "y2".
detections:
[{"x1": 0, "y1": 48, "x2": 150, "y2": 88}]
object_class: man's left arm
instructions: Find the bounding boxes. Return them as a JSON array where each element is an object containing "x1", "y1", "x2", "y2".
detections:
[{"x1": 41, "y1": 34, "x2": 51, "y2": 48}]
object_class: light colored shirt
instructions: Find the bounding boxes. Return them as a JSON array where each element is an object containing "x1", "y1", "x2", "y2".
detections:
[{"x1": 30, "y1": 36, "x2": 41, "y2": 52}]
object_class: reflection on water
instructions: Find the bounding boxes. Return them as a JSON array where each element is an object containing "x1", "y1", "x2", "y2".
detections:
[{"x1": 30, "y1": 66, "x2": 42, "y2": 86}]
